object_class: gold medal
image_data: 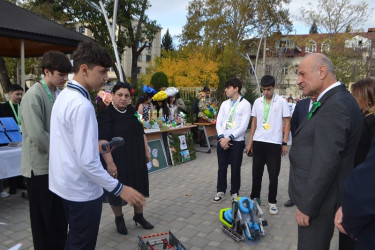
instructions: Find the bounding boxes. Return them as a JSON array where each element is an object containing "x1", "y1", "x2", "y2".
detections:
[{"x1": 263, "y1": 123, "x2": 271, "y2": 130}]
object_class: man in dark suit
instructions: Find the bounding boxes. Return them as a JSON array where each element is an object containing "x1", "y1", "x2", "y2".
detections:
[
  {"x1": 284, "y1": 97, "x2": 313, "y2": 207},
  {"x1": 289, "y1": 53, "x2": 363, "y2": 249},
  {"x1": 335, "y1": 138, "x2": 375, "y2": 250}
]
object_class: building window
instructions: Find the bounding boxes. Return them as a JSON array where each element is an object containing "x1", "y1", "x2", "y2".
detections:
[
  {"x1": 146, "y1": 55, "x2": 151, "y2": 62},
  {"x1": 305, "y1": 40, "x2": 317, "y2": 53},
  {"x1": 137, "y1": 55, "x2": 142, "y2": 62},
  {"x1": 79, "y1": 26, "x2": 85, "y2": 33},
  {"x1": 137, "y1": 67, "x2": 141, "y2": 75},
  {"x1": 321, "y1": 40, "x2": 330, "y2": 53}
]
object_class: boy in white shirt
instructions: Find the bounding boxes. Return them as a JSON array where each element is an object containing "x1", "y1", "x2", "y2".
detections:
[
  {"x1": 212, "y1": 78, "x2": 251, "y2": 203},
  {"x1": 49, "y1": 41, "x2": 145, "y2": 249},
  {"x1": 246, "y1": 75, "x2": 291, "y2": 215}
]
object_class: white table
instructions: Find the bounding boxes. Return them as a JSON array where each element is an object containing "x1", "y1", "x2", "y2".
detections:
[{"x1": 0, "y1": 146, "x2": 22, "y2": 179}]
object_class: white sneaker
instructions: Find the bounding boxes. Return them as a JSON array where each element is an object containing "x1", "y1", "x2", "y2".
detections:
[
  {"x1": 231, "y1": 193, "x2": 238, "y2": 201},
  {"x1": 212, "y1": 192, "x2": 225, "y2": 203},
  {"x1": 0, "y1": 191, "x2": 9, "y2": 198},
  {"x1": 269, "y1": 203, "x2": 278, "y2": 215}
]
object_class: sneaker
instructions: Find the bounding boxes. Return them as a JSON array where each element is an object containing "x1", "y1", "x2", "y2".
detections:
[
  {"x1": 0, "y1": 191, "x2": 9, "y2": 198},
  {"x1": 269, "y1": 203, "x2": 278, "y2": 215},
  {"x1": 212, "y1": 192, "x2": 225, "y2": 204},
  {"x1": 231, "y1": 193, "x2": 238, "y2": 201}
]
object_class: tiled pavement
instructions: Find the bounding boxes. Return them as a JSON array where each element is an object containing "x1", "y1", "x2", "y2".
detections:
[{"x1": 0, "y1": 144, "x2": 339, "y2": 249}]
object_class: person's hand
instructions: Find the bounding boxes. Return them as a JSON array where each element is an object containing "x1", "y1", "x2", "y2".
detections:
[
  {"x1": 107, "y1": 162, "x2": 117, "y2": 179},
  {"x1": 119, "y1": 185, "x2": 146, "y2": 207},
  {"x1": 296, "y1": 208, "x2": 310, "y2": 226},
  {"x1": 145, "y1": 151, "x2": 151, "y2": 163},
  {"x1": 99, "y1": 140, "x2": 114, "y2": 154},
  {"x1": 219, "y1": 137, "x2": 232, "y2": 150},
  {"x1": 246, "y1": 142, "x2": 253, "y2": 154},
  {"x1": 281, "y1": 145, "x2": 288, "y2": 156},
  {"x1": 335, "y1": 207, "x2": 347, "y2": 234}
]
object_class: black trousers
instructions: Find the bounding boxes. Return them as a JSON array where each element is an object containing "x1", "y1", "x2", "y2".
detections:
[
  {"x1": 216, "y1": 140, "x2": 245, "y2": 195},
  {"x1": 250, "y1": 141, "x2": 281, "y2": 204},
  {"x1": 28, "y1": 173, "x2": 67, "y2": 250},
  {"x1": 62, "y1": 196, "x2": 102, "y2": 250},
  {"x1": 339, "y1": 232, "x2": 355, "y2": 250}
]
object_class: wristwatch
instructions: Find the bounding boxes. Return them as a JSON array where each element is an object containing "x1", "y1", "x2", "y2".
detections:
[{"x1": 282, "y1": 142, "x2": 287, "y2": 146}]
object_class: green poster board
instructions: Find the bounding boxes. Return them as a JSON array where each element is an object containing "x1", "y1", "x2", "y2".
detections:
[
  {"x1": 167, "y1": 131, "x2": 196, "y2": 166},
  {"x1": 147, "y1": 139, "x2": 169, "y2": 174}
]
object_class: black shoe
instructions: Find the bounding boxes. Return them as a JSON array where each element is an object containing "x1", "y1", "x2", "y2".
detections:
[
  {"x1": 284, "y1": 200, "x2": 294, "y2": 207},
  {"x1": 115, "y1": 214, "x2": 128, "y2": 235},
  {"x1": 9, "y1": 187, "x2": 17, "y2": 195},
  {"x1": 133, "y1": 213, "x2": 154, "y2": 229}
]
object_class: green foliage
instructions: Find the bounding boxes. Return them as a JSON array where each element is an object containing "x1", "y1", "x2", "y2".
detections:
[
  {"x1": 309, "y1": 21, "x2": 318, "y2": 34},
  {"x1": 150, "y1": 71, "x2": 169, "y2": 91},
  {"x1": 162, "y1": 29, "x2": 174, "y2": 51}
]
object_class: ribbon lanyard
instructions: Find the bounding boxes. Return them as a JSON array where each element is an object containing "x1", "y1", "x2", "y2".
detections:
[
  {"x1": 263, "y1": 94, "x2": 274, "y2": 123},
  {"x1": 9, "y1": 101, "x2": 21, "y2": 126},
  {"x1": 41, "y1": 78, "x2": 55, "y2": 104},
  {"x1": 228, "y1": 97, "x2": 241, "y2": 123}
]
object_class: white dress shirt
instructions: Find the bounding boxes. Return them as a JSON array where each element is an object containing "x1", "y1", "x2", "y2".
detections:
[
  {"x1": 49, "y1": 80, "x2": 122, "y2": 202},
  {"x1": 216, "y1": 96, "x2": 251, "y2": 141}
]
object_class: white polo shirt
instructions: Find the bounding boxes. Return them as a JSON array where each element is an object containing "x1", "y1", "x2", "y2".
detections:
[
  {"x1": 216, "y1": 96, "x2": 251, "y2": 141},
  {"x1": 49, "y1": 81, "x2": 123, "y2": 202},
  {"x1": 252, "y1": 93, "x2": 291, "y2": 145}
]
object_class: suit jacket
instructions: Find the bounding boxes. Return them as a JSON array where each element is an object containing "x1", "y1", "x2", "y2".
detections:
[
  {"x1": 342, "y1": 138, "x2": 375, "y2": 250},
  {"x1": 291, "y1": 98, "x2": 310, "y2": 136},
  {"x1": 289, "y1": 84, "x2": 363, "y2": 218}
]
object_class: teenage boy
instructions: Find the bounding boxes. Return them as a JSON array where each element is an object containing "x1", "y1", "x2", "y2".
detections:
[
  {"x1": 20, "y1": 51, "x2": 72, "y2": 250},
  {"x1": 212, "y1": 78, "x2": 251, "y2": 203},
  {"x1": 0, "y1": 84, "x2": 25, "y2": 195},
  {"x1": 49, "y1": 41, "x2": 145, "y2": 249},
  {"x1": 246, "y1": 75, "x2": 291, "y2": 215}
]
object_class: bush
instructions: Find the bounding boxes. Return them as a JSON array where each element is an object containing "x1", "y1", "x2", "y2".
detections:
[{"x1": 150, "y1": 71, "x2": 169, "y2": 91}]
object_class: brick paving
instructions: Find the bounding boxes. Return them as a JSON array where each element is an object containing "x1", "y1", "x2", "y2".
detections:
[{"x1": 0, "y1": 142, "x2": 339, "y2": 249}]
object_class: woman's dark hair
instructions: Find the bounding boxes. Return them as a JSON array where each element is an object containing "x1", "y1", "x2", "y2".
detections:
[
  {"x1": 202, "y1": 86, "x2": 210, "y2": 92},
  {"x1": 111, "y1": 81, "x2": 132, "y2": 94},
  {"x1": 136, "y1": 92, "x2": 153, "y2": 110},
  {"x1": 175, "y1": 92, "x2": 181, "y2": 99},
  {"x1": 167, "y1": 96, "x2": 176, "y2": 105},
  {"x1": 152, "y1": 99, "x2": 170, "y2": 119}
]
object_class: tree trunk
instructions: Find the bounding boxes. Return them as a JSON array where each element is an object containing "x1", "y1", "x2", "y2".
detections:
[{"x1": 0, "y1": 56, "x2": 12, "y2": 94}]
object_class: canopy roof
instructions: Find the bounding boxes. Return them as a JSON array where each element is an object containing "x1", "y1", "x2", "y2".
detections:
[{"x1": 0, "y1": 0, "x2": 91, "y2": 57}]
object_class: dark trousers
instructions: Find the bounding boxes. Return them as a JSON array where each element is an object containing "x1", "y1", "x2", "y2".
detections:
[
  {"x1": 298, "y1": 212, "x2": 335, "y2": 250},
  {"x1": 250, "y1": 141, "x2": 281, "y2": 204},
  {"x1": 216, "y1": 140, "x2": 245, "y2": 195},
  {"x1": 62, "y1": 196, "x2": 102, "y2": 250},
  {"x1": 28, "y1": 173, "x2": 67, "y2": 250}
]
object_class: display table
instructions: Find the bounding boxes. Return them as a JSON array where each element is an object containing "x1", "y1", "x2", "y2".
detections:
[
  {"x1": 0, "y1": 146, "x2": 22, "y2": 179},
  {"x1": 144, "y1": 125, "x2": 197, "y2": 167},
  {"x1": 193, "y1": 122, "x2": 217, "y2": 153}
]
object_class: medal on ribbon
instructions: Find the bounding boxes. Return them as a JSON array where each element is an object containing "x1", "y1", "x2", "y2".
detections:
[{"x1": 262, "y1": 122, "x2": 271, "y2": 130}]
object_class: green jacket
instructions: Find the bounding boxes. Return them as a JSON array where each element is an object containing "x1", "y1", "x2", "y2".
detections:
[{"x1": 20, "y1": 82, "x2": 58, "y2": 177}]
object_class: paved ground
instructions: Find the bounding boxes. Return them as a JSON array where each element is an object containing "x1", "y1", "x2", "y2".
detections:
[{"x1": 0, "y1": 141, "x2": 339, "y2": 249}]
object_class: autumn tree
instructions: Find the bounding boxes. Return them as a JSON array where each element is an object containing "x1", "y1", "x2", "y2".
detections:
[
  {"x1": 162, "y1": 29, "x2": 174, "y2": 51},
  {"x1": 300, "y1": 0, "x2": 371, "y2": 34},
  {"x1": 143, "y1": 49, "x2": 219, "y2": 88}
]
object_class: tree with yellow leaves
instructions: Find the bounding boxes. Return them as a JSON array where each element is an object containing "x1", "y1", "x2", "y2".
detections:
[{"x1": 142, "y1": 50, "x2": 219, "y2": 88}]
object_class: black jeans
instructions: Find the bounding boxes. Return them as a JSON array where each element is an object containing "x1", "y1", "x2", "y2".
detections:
[
  {"x1": 62, "y1": 196, "x2": 102, "y2": 250},
  {"x1": 250, "y1": 141, "x2": 281, "y2": 204},
  {"x1": 28, "y1": 172, "x2": 67, "y2": 250},
  {"x1": 216, "y1": 140, "x2": 245, "y2": 195}
]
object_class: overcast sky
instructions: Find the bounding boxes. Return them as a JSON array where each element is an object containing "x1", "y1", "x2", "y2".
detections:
[{"x1": 146, "y1": 0, "x2": 375, "y2": 44}]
